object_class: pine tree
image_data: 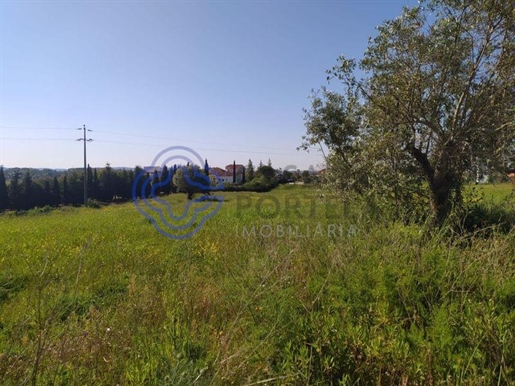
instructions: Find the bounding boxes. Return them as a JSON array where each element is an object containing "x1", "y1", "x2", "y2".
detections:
[
  {"x1": 92, "y1": 169, "x2": 99, "y2": 200},
  {"x1": 151, "y1": 169, "x2": 160, "y2": 197},
  {"x1": 144, "y1": 172, "x2": 152, "y2": 198},
  {"x1": 99, "y1": 163, "x2": 115, "y2": 202},
  {"x1": 172, "y1": 165, "x2": 178, "y2": 193},
  {"x1": 124, "y1": 169, "x2": 135, "y2": 200},
  {"x1": 31, "y1": 181, "x2": 45, "y2": 208},
  {"x1": 8, "y1": 169, "x2": 22, "y2": 210},
  {"x1": 67, "y1": 172, "x2": 83, "y2": 205},
  {"x1": 21, "y1": 171, "x2": 34, "y2": 210},
  {"x1": 87, "y1": 164, "x2": 94, "y2": 199},
  {"x1": 160, "y1": 165, "x2": 171, "y2": 195},
  {"x1": 52, "y1": 176, "x2": 61, "y2": 206},
  {"x1": 204, "y1": 160, "x2": 209, "y2": 176},
  {"x1": 116, "y1": 169, "x2": 131, "y2": 200},
  {"x1": 61, "y1": 174, "x2": 69, "y2": 205},
  {"x1": 133, "y1": 166, "x2": 143, "y2": 199},
  {"x1": 0, "y1": 167, "x2": 9, "y2": 211},
  {"x1": 247, "y1": 159, "x2": 254, "y2": 182},
  {"x1": 42, "y1": 179, "x2": 52, "y2": 206}
]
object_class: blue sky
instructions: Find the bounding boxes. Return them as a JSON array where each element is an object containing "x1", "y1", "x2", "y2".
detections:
[{"x1": 0, "y1": 0, "x2": 416, "y2": 171}]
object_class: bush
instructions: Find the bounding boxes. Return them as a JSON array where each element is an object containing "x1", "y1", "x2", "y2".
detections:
[
  {"x1": 222, "y1": 177, "x2": 278, "y2": 193},
  {"x1": 11, "y1": 205, "x2": 56, "y2": 216},
  {"x1": 461, "y1": 201, "x2": 515, "y2": 234},
  {"x1": 86, "y1": 199, "x2": 104, "y2": 209}
]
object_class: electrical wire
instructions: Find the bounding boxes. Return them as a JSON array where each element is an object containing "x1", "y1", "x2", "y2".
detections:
[
  {"x1": 93, "y1": 129, "x2": 316, "y2": 152},
  {"x1": 0, "y1": 128, "x2": 323, "y2": 160},
  {"x1": 0, "y1": 128, "x2": 320, "y2": 154},
  {"x1": 0, "y1": 127, "x2": 78, "y2": 131},
  {"x1": 95, "y1": 139, "x2": 321, "y2": 157},
  {"x1": 0, "y1": 126, "x2": 321, "y2": 152},
  {"x1": 1, "y1": 137, "x2": 76, "y2": 141}
]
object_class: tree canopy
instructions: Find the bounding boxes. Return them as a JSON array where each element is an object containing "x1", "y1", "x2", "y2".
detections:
[
  {"x1": 0, "y1": 167, "x2": 9, "y2": 211},
  {"x1": 172, "y1": 164, "x2": 214, "y2": 200},
  {"x1": 302, "y1": 0, "x2": 515, "y2": 225}
]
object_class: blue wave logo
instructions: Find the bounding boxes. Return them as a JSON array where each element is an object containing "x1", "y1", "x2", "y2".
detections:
[{"x1": 132, "y1": 146, "x2": 224, "y2": 239}]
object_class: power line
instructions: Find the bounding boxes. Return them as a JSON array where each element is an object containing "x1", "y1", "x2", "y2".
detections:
[
  {"x1": 1, "y1": 127, "x2": 323, "y2": 169},
  {"x1": 1, "y1": 126, "x2": 320, "y2": 153},
  {"x1": 2, "y1": 137, "x2": 76, "y2": 141},
  {"x1": 95, "y1": 139, "x2": 321, "y2": 157},
  {"x1": 1, "y1": 137, "x2": 321, "y2": 155},
  {"x1": 93, "y1": 129, "x2": 309, "y2": 152},
  {"x1": 0, "y1": 126, "x2": 78, "y2": 131}
]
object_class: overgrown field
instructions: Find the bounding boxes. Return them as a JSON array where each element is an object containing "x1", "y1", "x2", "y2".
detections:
[{"x1": 0, "y1": 184, "x2": 514, "y2": 385}]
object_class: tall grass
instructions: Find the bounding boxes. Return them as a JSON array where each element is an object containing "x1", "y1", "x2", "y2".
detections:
[{"x1": 0, "y1": 185, "x2": 513, "y2": 384}]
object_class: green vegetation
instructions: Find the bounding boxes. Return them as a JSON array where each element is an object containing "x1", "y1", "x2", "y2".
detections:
[
  {"x1": 1, "y1": 160, "x2": 295, "y2": 211},
  {"x1": 172, "y1": 164, "x2": 212, "y2": 200},
  {"x1": 2, "y1": 0, "x2": 514, "y2": 382},
  {"x1": 0, "y1": 185, "x2": 513, "y2": 384},
  {"x1": 2, "y1": 1, "x2": 512, "y2": 383},
  {"x1": 1, "y1": 165, "x2": 137, "y2": 211},
  {"x1": 301, "y1": 0, "x2": 515, "y2": 226},
  {"x1": 2, "y1": 168, "x2": 66, "y2": 182}
]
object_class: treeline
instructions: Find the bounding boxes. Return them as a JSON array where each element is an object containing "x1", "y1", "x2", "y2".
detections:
[
  {"x1": 0, "y1": 161, "x2": 319, "y2": 212},
  {"x1": 2, "y1": 168, "x2": 66, "y2": 181},
  {"x1": 0, "y1": 164, "x2": 137, "y2": 212}
]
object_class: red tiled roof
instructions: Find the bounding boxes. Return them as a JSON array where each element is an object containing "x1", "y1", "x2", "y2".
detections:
[
  {"x1": 210, "y1": 167, "x2": 231, "y2": 177},
  {"x1": 210, "y1": 164, "x2": 246, "y2": 177}
]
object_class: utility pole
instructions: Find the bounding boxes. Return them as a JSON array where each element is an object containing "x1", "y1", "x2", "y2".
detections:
[{"x1": 77, "y1": 125, "x2": 93, "y2": 205}]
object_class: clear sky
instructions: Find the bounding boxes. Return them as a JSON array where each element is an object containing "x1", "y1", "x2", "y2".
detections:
[{"x1": 0, "y1": 0, "x2": 416, "y2": 171}]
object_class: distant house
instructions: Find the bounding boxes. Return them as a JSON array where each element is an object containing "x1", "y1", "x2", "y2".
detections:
[
  {"x1": 210, "y1": 167, "x2": 226, "y2": 177},
  {"x1": 210, "y1": 162, "x2": 245, "y2": 184},
  {"x1": 225, "y1": 163, "x2": 245, "y2": 184},
  {"x1": 143, "y1": 163, "x2": 246, "y2": 185}
]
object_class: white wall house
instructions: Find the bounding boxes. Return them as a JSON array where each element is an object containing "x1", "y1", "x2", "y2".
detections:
[{"x1": 209, "y1": 164, "x2": 246, "y2": 185}]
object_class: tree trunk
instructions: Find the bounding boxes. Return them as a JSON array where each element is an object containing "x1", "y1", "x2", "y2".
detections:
[
  {"x1": 428, "y1": 174, "x2": 461, "y2": 227},
  {"x1": 410, "y1": 144, "x2": 463, "y2": 227},
  {"x1": 429, "y1": 184, "x2": 451, "y2": 227}
]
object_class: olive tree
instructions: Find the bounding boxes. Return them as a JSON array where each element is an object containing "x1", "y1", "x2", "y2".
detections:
[
  {"x1": 172, "y1": 164, "x2": 213, "y2": 200},
  {"x1": 302, "y1": 0, "x2": 515, "y2": 225}
]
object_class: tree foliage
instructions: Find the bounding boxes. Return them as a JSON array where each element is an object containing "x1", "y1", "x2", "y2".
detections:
[
  {"x1": 256, "y1": 165, "x2": 276, "y2": 183},
  {"x1": 247, "y1": 159, "x2": 255, "y2": 181},
  {"x1": 302, "y1": 0, "x2": 515, "y2": 225},
  {"x1": 21, "y1": 171, "x2": 35, "y2": 210},
  {"x1": 51, "y1": 177, "x2": 61, "y2": 207},
  {"x1": 0, "y1": 167, "x2": 9, "y2": 211},
  {"x1": 160, "y1": 165, "x2": 172, "y2": 195},
  {"x1": 1, "y1": 165, "x2": 141, "y2": 212},
  {"x1": 172, "y1": 164, "x2": 213, "y2": 200}
]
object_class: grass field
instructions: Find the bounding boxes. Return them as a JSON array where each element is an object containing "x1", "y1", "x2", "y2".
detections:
[
  {"x1": 466, "y1": 182, "x2": 514, "y2": 203},
  {"x1": 0, "y1": 184, "x2": 514, "y2": 385}
]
